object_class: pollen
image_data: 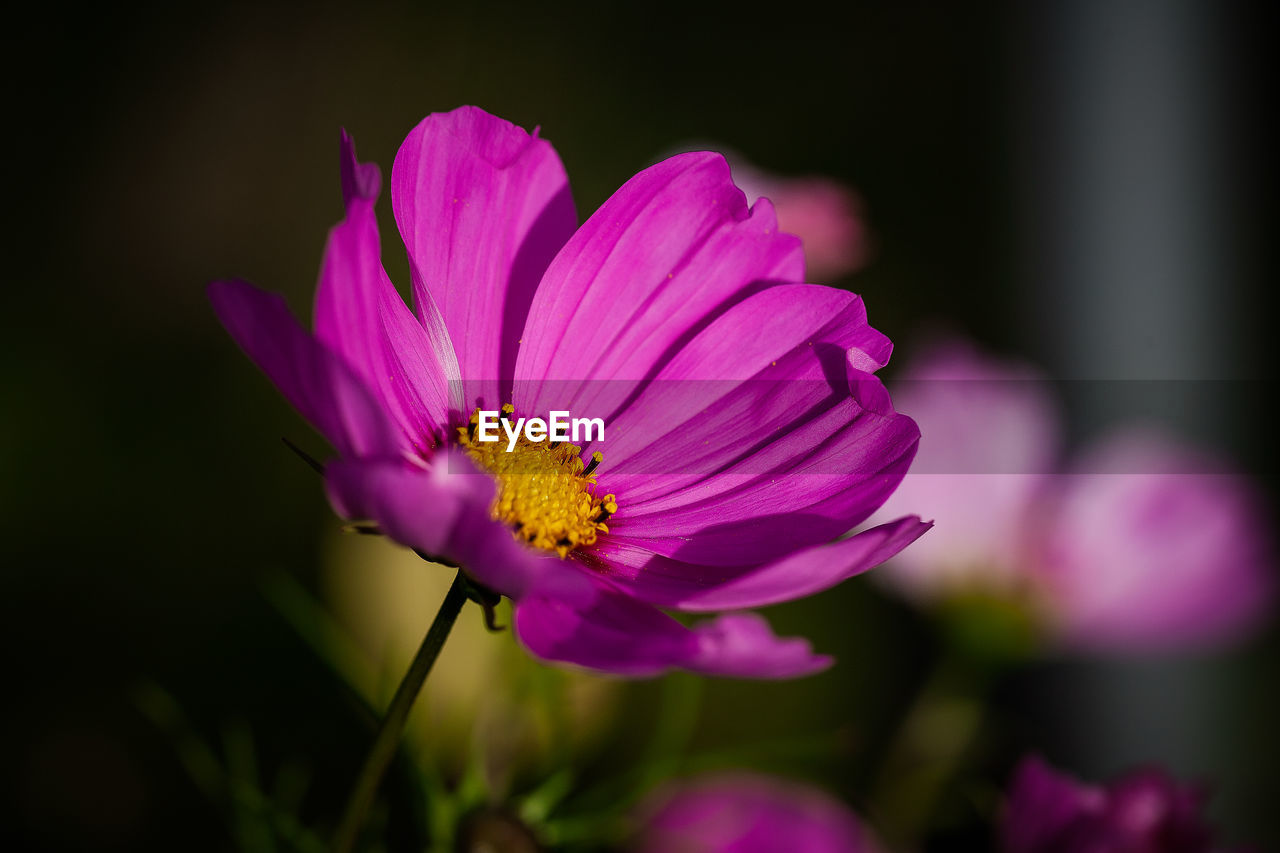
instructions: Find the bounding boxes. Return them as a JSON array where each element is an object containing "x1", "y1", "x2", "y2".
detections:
[{"x1": 457, "y1": 405, "x2": 617, "y2": 558}]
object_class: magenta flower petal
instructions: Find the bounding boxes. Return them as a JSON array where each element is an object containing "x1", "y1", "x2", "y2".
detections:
[
  {"x1": 868, "y1": 338, "x2": 1062, "y2": 601},
  {"x1": 514, "y1": 151, "x2": 804, "y2": 420},
  {"x1": 595, "y1": 515, "x2": 930, "y2": 611},
  {"x1": 313, "y1": 133, "x2": 457, "y2": 452},
  {"x1": 338, "y1": 128, "x2": 382, "y2": 205},
  {"x1": 687, "y1": 612, "x2": 833, "y2": 678},
  {"x1": 604, "y1": 369, "x2": 918, "y2": 567},
  {"x1": 1002, "y1": 756, "x2": 1221, "y2": 853},
  {"x1": 324, "y1": 451, "x2": 592, "y2": 604},
  {"x1": 635, "y1": 772, "x2": 882, "y2": 852},
  {"x1": 391, "y1": 106, "x2": 576, "y2": 411},
  {"x1": 513, "y1": 580, "x2": 829, "y2": 678},
  {"x1": 1000, "y1": 756, "x2": 1099, "y2": 853},
  {"x1": 1035, "y1": 430, "x2": 1274, "y2": 653},
  {"x1": 209, "y1": 278, "x2": 399, "y2": 457},
  {"x1": 599, "y1": 283, "x2": 895, "y2": 501},
  {"x1": 591, "y1": 283, "x2": 913, "y2": 564}
]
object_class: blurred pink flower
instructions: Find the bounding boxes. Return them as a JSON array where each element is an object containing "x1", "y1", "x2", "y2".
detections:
[
  {"x1": 211, "y1": 107, "x2": 927, "y2": 679},
  {"x1": 870, "y1": 338, "x2": 1273, "y2": 654},
  {"x1": 730, "y1": 160, "x2": 870, "y2": 282},
  {"x1": 635, "y1": 772, "x2": 882, "y2": 853},
  {"x1": 1035, "y1": 432, "x2": 1273, "y2": 652},
  {"x1": 1001, "y1": 755, "x2": 1232, "y2": 853}
]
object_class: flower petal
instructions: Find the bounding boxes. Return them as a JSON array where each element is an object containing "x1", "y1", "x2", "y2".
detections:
[
  {"x1": 391, "y1": 106, "x2": 576, "y2": 412},
  {"x1": 601, "y1": 334, "x2": 919, "y2": 566},
  {"x1": 636, "y1": 772, "x2": 882, "y2": 853},
  {"x1": 1034, "y1": 429, "x2": 1274, "y2": 653},
  {"x1": 1001, "y1": 756, "x2": 1104, "y2": 852},
  {"x1": 324, "y1": 451, "x2": 592, "y2": 604},
  {"x1": 314, "y1": 131, "x2": 458, "y2": 453},
  {"x1": 1001, "y1": 755, "x2": 1217, "y2": 853},
  {"x1": 513, "y1": 151, "x2": 804, "y2": 421},
  {"x1": 689, "y1": 612, "x2": 834, "y2": 678},
  {"x1": 733, "y1": 160, "x2": 871, "y2": 283},
  {"x1": 865, "y1": 338, "x2": 1062, "y2": 602},
  {"x1": 598, "y1": 284, "x2": 896, "y2": 503},
  {"x1": 592, "y1": 515, "x2": 931, "y2": 611},
  {"x1": 513, "y1": 580, "x2": 829, "y2": 678},
  {"x1": 605, "y1": 410, "x2": 917, "y2": 566},
  {"x1": 338, "y1": 127, "x2": 382, "y2": 205},
  {"x1": 208, "y1": 278, "x2": 399, "y2": 457}
]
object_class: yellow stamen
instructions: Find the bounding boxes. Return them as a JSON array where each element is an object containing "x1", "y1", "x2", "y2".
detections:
[{"x1": 457, "y1": 407, "x2": 616, "y2": 558}]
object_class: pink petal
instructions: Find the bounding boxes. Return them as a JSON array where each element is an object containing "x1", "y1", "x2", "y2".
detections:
[
  {"x1": 582, "y1": 287, "x2": 911, "y2": 565},
  {"x1": 866, "y1": 338, "x2": 1063, "y2": 602},
  {"x1": 637, "y1": 772, "x2": 882, "y2": 853},
  {"x1": 600, "y1": 338, "x2": 919, "y2": 566},
  {"x1": 598, "y1": 284, "x2": 893, "y2": 493},
  {"x1": 208, "y1": 278, "x2": 399, "y2": 458},
  {"x1": 730, "y1": 156, "x2": 871, "y2": 283},
  {"x1": 688, "y1": 612, "x2": 834, "y2": 678},
  {"x1": 324, "y1": 450, "x2": 592, "y2": 604},
  {"x1": 513, "y1": 151, "x2": 804, "y2": 421},
  {"x1": 1034, "y1": 429, "x2": 1274, "y2": 653},
  {"x1": 513, "y1": 579, "x2": 829, "y2": 678},
  {"x1": 391, "y1": 106, "x2": 576, "y2": 412},
  {"x1": 338, "y1": 127, "x2": 382, "y2": 205},
  {"x1": 1002, "y1": 756, "x2": 1107, "y2": 852},
  {"x1": 604, "y1": 408, "x2": 917, "y2": 566},
  {"x1": 593, "y1": 515, "x2": 931, "y2": 611},
  {"x1": 1001, "y1": 755, "x2": 1216, "y2": 852},
  {"x1": 313, "y1": 131, "x2": 457, "y2": 454}
]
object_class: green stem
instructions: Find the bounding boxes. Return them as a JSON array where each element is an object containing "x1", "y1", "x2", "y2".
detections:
[
  {"x1": 332, "y1": 570, "x2": 468, "y2": 853},
  {"x1": 868, "y1": 642, "x2": 999, "y2": 847},
  {"x1": 643, "y1": 671, "x2": 703, "y2": 781}
]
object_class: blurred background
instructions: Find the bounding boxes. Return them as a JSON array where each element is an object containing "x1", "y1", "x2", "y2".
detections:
[{"x1": 3, "y1": 1, "x2": 1276, "y2": 849}]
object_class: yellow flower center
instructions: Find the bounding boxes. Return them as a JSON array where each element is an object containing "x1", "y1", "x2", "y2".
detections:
[{"x1": 457, "y1": 405, "x2": 617, "y2": 558}]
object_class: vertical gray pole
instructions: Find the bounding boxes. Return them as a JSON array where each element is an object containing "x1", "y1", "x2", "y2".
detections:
[{"x1": 1016, "y1": 0, "x2": 1238, "y2": 781}]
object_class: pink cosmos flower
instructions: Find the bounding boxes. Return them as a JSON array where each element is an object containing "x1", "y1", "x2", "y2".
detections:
[
  {"x1": 634, "y1": 772, "x2": 882, "y2": 852},
  {"x1": 730, "y1": 160, "x2": 869, "y2": 282},
  {"x1": 1001, "y1": 755, "x2": 1231, "y2": 853},
  {"x1": 871, "y1": 338, "x2": 1273, "y2": 654},
  {"x1": 210, "y1": 107, "x2": 927, "y2": 679}
]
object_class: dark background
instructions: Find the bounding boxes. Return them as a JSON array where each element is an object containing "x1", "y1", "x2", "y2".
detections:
[{"x1": 3, "y1": 2, "x2": 1276, "y2": 849}]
